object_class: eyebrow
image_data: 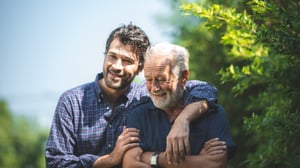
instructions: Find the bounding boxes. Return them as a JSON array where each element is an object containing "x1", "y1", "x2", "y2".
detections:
[{"x1": 108, "y1": 51, "x2": 138, "y2": 64}]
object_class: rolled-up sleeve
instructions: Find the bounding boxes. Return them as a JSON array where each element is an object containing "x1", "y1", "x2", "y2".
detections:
[{"x1": 184, "y1": 80, "x2": 217, "y2": 109}]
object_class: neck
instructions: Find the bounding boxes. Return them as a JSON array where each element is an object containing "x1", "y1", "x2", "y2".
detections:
[
  {"x1": 165, "y1": 106, "x2": 184, "y2": 123},
  {"x1": 99, "y1": 79, "x2": 127, "y2": 106}
]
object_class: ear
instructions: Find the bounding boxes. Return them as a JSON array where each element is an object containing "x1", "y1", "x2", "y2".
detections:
[{"x1": 181, "y1": 70, "x2": 189, "y2": 85}]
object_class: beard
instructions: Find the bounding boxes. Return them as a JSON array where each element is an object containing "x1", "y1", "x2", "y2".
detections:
[
  {"x1": 150, "y1": 84, "x2": 184, "y2": 110},
  {"x1": 103, "y1": 68, "x2": 135, "y2": 90}
]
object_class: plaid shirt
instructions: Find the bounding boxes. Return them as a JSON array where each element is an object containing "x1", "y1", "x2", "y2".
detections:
[{"x1": 45, "y1": 73, "x2": 217, "y2": 168}]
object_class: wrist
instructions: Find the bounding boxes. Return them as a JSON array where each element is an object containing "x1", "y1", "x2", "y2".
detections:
[
  {"x1": 141, "y1": 152, "x2": 151, "y2": 164},
  {"x1": 92, "y1": 154, "x2": 115, "y2": 168},
  {"x1": 175, "y1": 115, "x2": 190, "y2": 125},
  {"x1": 149, "y1": 152, "x2": 159, "y2": 167},
  {"x1": 157, "y1": 152, "x2": 167, "y2": 167}
]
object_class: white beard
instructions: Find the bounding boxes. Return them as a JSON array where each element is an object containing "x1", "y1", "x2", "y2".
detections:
[{"x1": 150, "y1": 84, "x2": 184, "y2": 110}]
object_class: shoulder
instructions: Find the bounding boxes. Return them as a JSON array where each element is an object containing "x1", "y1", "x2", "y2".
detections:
[
  {"x1": 130, "y1": 101, "x2": 155, "y2": 116},
  {"x1": 58, "y1": 81, "x2": 94, "y2": 103},
  {"x1": 183, "y1": 80, "x2": 218, "y2": 103},
  {"x1": 127, "y1": 102, "x2": 156, "y2": 126},
  {"x1": 185, "y1": 80, "x2": 217, "y2": 92},
  {"x1": 128, "y1": 80, "x2": 148, "y2": 96},
  {"x1": 59, "y1": 73, "x2": 102, "y2": 100}
]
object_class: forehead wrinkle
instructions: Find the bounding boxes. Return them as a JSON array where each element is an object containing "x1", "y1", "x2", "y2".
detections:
[
  {"x1": 145, "y1": 57, "x2": 172, "y2": 66},
  {"x1": 144, "y1": 58, "x2": 172, "y2": 77},
  {"x1": 145, "y1": 57, "x2": 172, "y2": 70}
]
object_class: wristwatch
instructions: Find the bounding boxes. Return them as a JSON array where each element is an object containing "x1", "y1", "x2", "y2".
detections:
[{"x1": 150, "y1": 152, "x2": 159, "y2": 167}]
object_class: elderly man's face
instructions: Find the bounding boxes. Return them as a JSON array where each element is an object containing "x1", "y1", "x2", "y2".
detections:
[{"x1": 144, "y1": 56, "x2": 184, "y2": 110}]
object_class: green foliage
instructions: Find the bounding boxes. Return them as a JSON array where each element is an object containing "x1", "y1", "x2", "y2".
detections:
[
  {"x1": 0, "y1": 99, "x2": 48, "y2": 168},
  {"x1": 181, "y1": 0, "x2": 300, "y2": 167},
  {"x1": 0, "y1": 100, "x2": 17, "y2": 167}
]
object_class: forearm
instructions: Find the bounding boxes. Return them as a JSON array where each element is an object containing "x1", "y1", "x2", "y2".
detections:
[
  {"x1": 158, "y1": 152, "x2": 227, "y2": 168},
  {"x1": 176, "y1": 100, "x2": 208, "y2": 123},
  {"x1": 93, "y1": 154, "x2": 120, "y2": 168},
  {"x1": 46, "y1": 152, "x2": 98, "y2": 168},
  {"x1": 123, "y1": 147, "x2": 151, "y2": 168}
]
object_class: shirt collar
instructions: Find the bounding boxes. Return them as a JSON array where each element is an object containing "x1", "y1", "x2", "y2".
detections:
[
  {"x1": 94, "y1": 73, "x2": 132, "y2": 103},
  {"x1": 94, "y1": 73, "x2": 103, "y2": 103}
]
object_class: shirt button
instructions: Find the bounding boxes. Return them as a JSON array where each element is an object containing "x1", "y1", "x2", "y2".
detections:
[
  {"x1": 108, "y1": 144, "x2": 112, "y2": 148},
  {"x1": 106, "y1": 107, "x2": 110, "y2": 110},
  {"x1": 109, "y1": 125, "x2": 112, "y2": 128}
]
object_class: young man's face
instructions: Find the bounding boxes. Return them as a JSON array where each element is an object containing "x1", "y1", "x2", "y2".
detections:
[
  {"x1": 144, "y1": 56, "x2": 184, "y2": 110},
  {"x1": 102, "y1": 38, "x2": 140, "y2": 90}
]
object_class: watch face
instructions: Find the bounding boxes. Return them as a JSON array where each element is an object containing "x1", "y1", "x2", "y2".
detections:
[{"x1": 150, "y1": 153, "x2": 158, "y2": 166}]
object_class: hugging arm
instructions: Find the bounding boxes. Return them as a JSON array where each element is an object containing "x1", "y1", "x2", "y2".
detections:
[
  {"x1": 92, "y1": 128, "x2": 140, "y2": 168},
  {"x1": 166, "y1": 81, "x2": 217, "y2": 164}
]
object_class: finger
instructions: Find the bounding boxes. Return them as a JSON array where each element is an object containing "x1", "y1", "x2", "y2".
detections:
[
  {"x1": 207, "y1": 145, "x2": 227, "y2": 153},
  {"x1": 208, "y1": 140, "x2": 226, "y2": 147},
  {"x1": 184, "y1": 138, "x2": 191, "y2": 155},
  {"x1": 122, "y1": 133, "x2": 140, "y2": 144},
  {"x1": 172, "y1": 139, "x2": 179, "y2": 165},
  {"x1": 178, "y1": 140, "x2": 185, "y2": 161},
  {"x1": 206, "y1": 141, "x2": 227, "y2": 154},
  {"x1": 165, "y1": 139, "x2": 173, "y2": 165},
  {"x1": 121, "y1": 129, "x2": 140, "y2": 140},
  {"x1": 123, "y1": 142, "x2": 140, "y2": 151},
  {"x1": 123, "y1": 127, "x2": 140, "y2": 133},
  {"x1": 210, "y1": 140, "x2": 226, "y2": 146},
  {"x1": 204, "y1": 138, "x2": 223, "y2": 149},
  {"x1": 204, "y1": 138, "x2": 219, "y2": 145},
  {"x1": 209, "y1": 149, "x2": 226, "y2": 155},
  {"x1": 117, "y1": 131, "x2": 140, "y2": 145},
  {"x1": 124, "y1": 131, "x2": 140, "y2": 138}
]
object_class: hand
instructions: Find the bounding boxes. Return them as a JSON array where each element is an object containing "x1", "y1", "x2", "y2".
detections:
[
  {"x1": 200, "y1": 138, "x2": 227, "y2": 156},
  {"x1": 110, "y1": 127, "x2": 140, "y2": 165},
  {"x1": 165, "y1": 118, "x2": 190, "y2": 166}
]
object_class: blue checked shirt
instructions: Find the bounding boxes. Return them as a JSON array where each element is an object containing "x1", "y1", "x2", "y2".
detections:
[{"x1": 45, "y1": 73, "x2": 217, "y2": 168}]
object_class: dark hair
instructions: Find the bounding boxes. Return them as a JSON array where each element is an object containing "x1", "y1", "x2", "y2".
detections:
[{"x1": 105, "y1": 23, "x2": 151, "y2": 65}]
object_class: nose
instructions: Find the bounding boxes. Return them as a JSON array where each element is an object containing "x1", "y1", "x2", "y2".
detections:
[
  {"x1": 150, "y1": 80, "x2": 160, "y2": 92},
  {"x1": 112, "y1": 58, "x2": 123, "y2": 69}
]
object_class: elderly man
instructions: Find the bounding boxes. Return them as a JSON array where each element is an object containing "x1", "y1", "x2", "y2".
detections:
[{"x1": 123, "y1": 42, "x2": 236, "y2": 168}]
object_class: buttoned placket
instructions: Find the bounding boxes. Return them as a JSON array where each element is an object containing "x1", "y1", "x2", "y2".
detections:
[{"x1": 105, "y1": 106, "x2": 113, "y2": 150}]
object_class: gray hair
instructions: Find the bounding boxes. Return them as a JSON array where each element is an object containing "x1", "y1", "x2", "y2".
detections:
[{"x1": 145, "y1": 42, "x2": 189, "y2": 78}]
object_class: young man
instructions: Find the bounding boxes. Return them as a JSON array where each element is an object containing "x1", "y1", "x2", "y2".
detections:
[
  {"x1": 45, "y1": 24, "x2": 217, "y2": 168},
  {"x1": 123, "y1": 42, "x2": 236, "y2": 168}
]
